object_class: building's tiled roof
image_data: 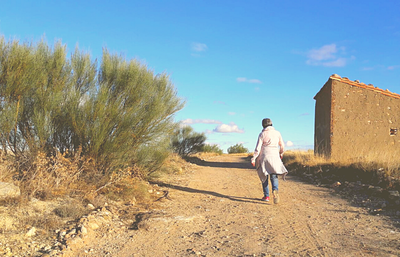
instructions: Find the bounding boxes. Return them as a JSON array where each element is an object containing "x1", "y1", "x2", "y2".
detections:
[{"x1": 329, "y1": 74, "x2": 400, "y2": 99}]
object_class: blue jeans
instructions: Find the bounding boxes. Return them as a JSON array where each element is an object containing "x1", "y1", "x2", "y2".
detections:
[{"x1": 262, "y1": 174, "x2": 278, "y2": 197}]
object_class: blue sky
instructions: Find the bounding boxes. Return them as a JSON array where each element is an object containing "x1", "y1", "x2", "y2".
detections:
[{"x1": 1, "y1": 0, "x2": 400, "y2": 152}]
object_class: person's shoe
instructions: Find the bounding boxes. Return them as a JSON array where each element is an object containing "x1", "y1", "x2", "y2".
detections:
[
  {"x1": 261, "y1": 196, "x2": 270, "y2": 202},
  {"x1": 273, "y1": 190, "x2": 279, "y2": 204}
]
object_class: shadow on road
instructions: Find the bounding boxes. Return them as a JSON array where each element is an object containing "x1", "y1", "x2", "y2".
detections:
[
  {"x1": 183, "y1": 156, "x2": 253, "y2": 169},
  {"x1": 150, "y1": 180, "x2": 266, "y2": 205}
]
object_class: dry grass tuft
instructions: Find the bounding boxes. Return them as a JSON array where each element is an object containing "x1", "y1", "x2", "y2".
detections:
[
  {"x1": 99, "y1": 176, "x2": 150, "y2": 203},
  {"x1": 0, "y1": 211, "x2": 16, "y2": 233},
  {"x1": 283, "y1": 150, "x2": 400, "y2": 190},
  {"x1": 0, "y1": 195, "x2": 26, "y2": 207},
  {"x1": 19, "y1": 150, "x2": 90, "y2": 199},
  {"x1": 284, "y1": 150, "x2": 400, "y2": 176},
  {"x1": 24, "y1": 214, "x2": 64, "y2": 232},
  {"x1": 53, "y1": 204, "x2": 86, "y2": 219},
  {"x1": 0, "y1": 152, "x2": 17, "y2": 183},
  {"x1": 156, "y1": 153, "x2": 189, "y2": 175},
  {"x1": 350, "y1": 151, "x2": 400, "y2": 177},
  {"x1": 283, "y1": 150, "x2": 330, "y2": 167}
]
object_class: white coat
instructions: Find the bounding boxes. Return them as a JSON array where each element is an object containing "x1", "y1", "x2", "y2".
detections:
[{"x1": 251, "y1": 126, "x2": 288, "y2": 182}]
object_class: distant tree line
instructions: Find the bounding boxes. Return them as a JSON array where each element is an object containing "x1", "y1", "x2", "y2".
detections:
[
  {"x1": 171, "y1": 126, "x2": 247, "y2": 155},
  {"x1": 227, "y1": 143, "x2": 248, "y2": 154}
]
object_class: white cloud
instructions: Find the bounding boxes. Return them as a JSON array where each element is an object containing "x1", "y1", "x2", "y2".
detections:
[
  {"x1": 213, "y1": 122, "x2": 244, "y2": 133},
  {"x1": 388, "y1": 65, "x2": 399, "y2": 70},
  {"x1": 181, "y1": 119, "x2": 222, "y2": 125},
  {"x1": 361, "y1": 65, "x2": 398, "y2": 71},
  {"x1": 306, "y1": 44, "x2": 352, "y2": 67},
  {"x1": 191, "y1": 42, "x2": 208, "y2": 52},
  {"x1": 286, "y1": 141, "x2": 294, "y2": 147},
  {"x1": 322, "y1": 57, "x2": 347, "y2": 67},
  {"x1": 248, "y1": 79, "x2": 262, "y2": 84},
  {"x1": 236, "y1": 77, "x2": 262, "y2": 84},
  {"x1": 214, "y1": 100, "x2": 226, "y2": 105},
  {"x1": 307, "y1": 44, "x2": 337, "y2": 61}
]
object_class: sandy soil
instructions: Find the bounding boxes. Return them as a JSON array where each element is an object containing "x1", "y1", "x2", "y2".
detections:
[{"x1": 70, "y1": 154, "x2": 400, "y2": 257}]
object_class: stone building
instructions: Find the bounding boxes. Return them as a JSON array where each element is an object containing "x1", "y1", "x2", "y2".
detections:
[{"x1": 314, "y1": 74, "x2": 400, "y2": 161}]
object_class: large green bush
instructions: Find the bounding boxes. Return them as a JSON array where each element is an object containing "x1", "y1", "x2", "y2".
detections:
[
  {"x1": 227, "y1": 143, "x2": 248, "y2": 154},
  {"x1": 171, "y1": 126, "x2": 206, "y2": 156},
  {"x1": 0, "y1": 37, "x2": 184, "y2": 175},
  {"x1": 202, "y1": 144, "x2": 223, "y2": 154}
]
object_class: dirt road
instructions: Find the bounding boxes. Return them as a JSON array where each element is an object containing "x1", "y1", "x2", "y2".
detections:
[{"x1": 71, "y1": 155, "x2": 400, "y2": 257}]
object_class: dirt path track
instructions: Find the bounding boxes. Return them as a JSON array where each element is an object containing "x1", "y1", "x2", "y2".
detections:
[{"x1": 73, "y1": 155, "x2": 400, "y2": 256}]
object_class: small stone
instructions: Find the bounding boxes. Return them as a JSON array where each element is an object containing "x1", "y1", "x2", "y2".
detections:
[
  {"x1": 389, "y1": 191, "x2": 400, "y2": 198},
  {"x1": 87, "y1": 221, "x2": 100, "y2": 230},
  {"x1": 68, "y1": 228, "x2": 76, "y2": 235},
  {"x1": 80, "y1": 225, "x2": 88, "y2": 235},
  {"x1": 87, "y1": 204, "x2": 95, "y2": 210},
  {"x1": 25, "y1": 227, "x2": 36, "y2": 237}
]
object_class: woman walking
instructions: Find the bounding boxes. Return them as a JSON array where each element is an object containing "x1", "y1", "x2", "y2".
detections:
[{"x1": 251, "y1": 118, "x2": 288, "y2": 204}]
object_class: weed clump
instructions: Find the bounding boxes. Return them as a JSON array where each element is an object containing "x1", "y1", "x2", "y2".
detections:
[
  {"x1": 283, "y1": 150, "x2": 400, "y2": 190},
  {"x1": 53, "y1": 204, "x2": 86, "y2": 219}
]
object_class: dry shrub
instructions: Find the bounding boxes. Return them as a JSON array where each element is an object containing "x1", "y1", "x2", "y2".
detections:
[
  {"x1": 99, "y1": 176, "x2": 151, "y2": 204},
  {"x1": 19, "y1": 150, "x2": 91, "y2": 199},
  {"x1": 284, "y1": 150, "x2": 400, "y2": 173},
  {"x1": 23, "y1": 214, "x2": 64, "y2": 232},
  {"x1": 158, "y1": 153, "x2": 187, "y2": 175},
  {"x1": 0, "y1": 152, "x2": 16, "y2": 183},
  {"x1": 78, "y1": 163, "x2": 154, "y2": 205},
  {"x1": 284, "y1": 150, "x2": 400, "y2": 189},
  {"x1": 130, "y1": 180, "x2": 152, "y2": 203},
  {"x1": 53, "y1": 204, "x2": 86, "y2": 219},
  {"x1": 3, "y1": 150, "x2": 183, "y2": 216},
  {"x1": 85, "y1": 193, "x2": 108, "y2": 208},
  {"x1": 349, "y1": 151, "x2": 400, "y2": 176},
  {"x1": 19, "y1": 149, "x2": 146, "y2": 201},
  {"x1": 283, "y1": 150, "x2": 329, "y2": 167},
  {"x1": 0, "y1": 196, "x2": 25, "y2": 207},
  {"x1": 89, "y1": 164, "x2": 141, "y2": 198}
]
